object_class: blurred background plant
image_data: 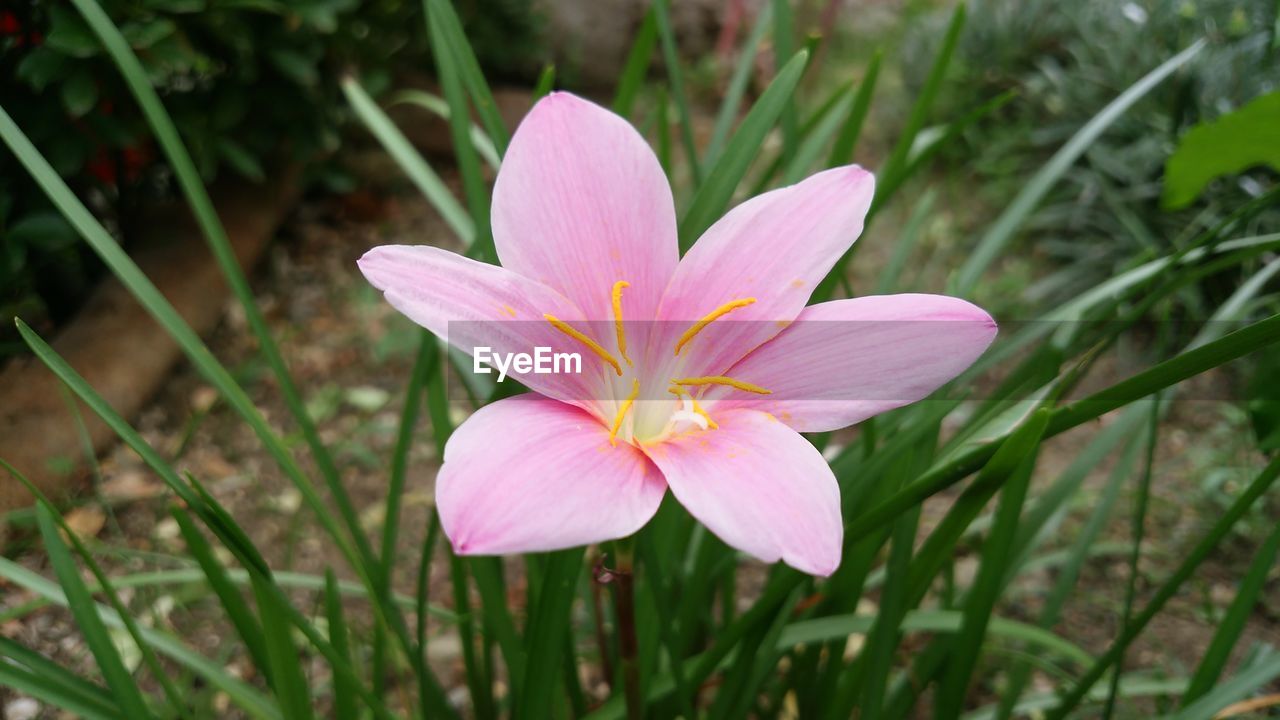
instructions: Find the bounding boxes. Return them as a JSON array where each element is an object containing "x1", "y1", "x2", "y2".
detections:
[{"x1": 0, "y1": 0, "x2": 543, "y2": 347}]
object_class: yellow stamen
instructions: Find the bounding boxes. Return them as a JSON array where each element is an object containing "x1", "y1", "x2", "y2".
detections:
[
  {"x1": 544, "y1": 314, "x2": 622, "y2": 376},
  {"x1": 673, "y1": 298, "x2": 757, "y2": 355},
  {"x1": 672, "y1": 376, "x2": 772, "y2": 395},
  {"x1": 609, "y1": 379, "x2": 641, "y2": 446},
  {"x1": 611, "y1": 281, "x2": 633, "y2": 367}
]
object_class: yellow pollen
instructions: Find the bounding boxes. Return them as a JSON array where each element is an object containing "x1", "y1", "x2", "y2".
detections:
[
  {"x1": 674, "y1": 298, "x2": 757, "y2": 355},
  {"x1": 672, "y1": 376, "x2": 772, "y2": 395},
  {"x1": 544, "y1": 314, "x2": 622, "y2": 375},
  {"x1": 611, "y1": 281, "x2": 633, "y2": 367},
  {"x1": 609, "y1": 379, "x2": 641, "y2": 446}
]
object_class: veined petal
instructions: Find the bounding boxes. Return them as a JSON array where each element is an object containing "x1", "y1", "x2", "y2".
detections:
[
  {"x1": 713, "y1": 294, "x2": 997, "y2": 431},
  {"x1": 358, "y1": 244, "x2": 610, "y2": 409},
  {"x1": 438, "y1": 396, "x2": 667, "y2": 555},
  {"x1": 493, "y1": 92, "x2": 678, "y2": 323},
  {"x1": 643, "y1": 410, "x2": 842, "y2": 576},
  {"x1": 651, "y1": 166, "x2": 874, "y2": 378}
]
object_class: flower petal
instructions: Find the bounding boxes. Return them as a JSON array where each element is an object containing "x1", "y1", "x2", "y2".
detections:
[
  {"x1": 493, "y1": 92, "x2": 678, "y2": 322},
  {"x1": 713, "y1": 294, "x2": 997, "y2": 431},
  {"x1": 358, "y1": 244, "x2": 613, "y2": 409},
  {"x1": 643, "y1": 410, "x2": 842, "y2": 576},
  {"x1": 652, "y1": 166, "x2": 874, "y2": 378},
  {"x1": 438, "y1": 396, "x2": 667, "y2": 555}
]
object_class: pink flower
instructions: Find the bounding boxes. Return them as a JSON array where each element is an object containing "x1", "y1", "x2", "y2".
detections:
[{"x1": 359, "y1": 92, "x2": 996, "y2": 576}]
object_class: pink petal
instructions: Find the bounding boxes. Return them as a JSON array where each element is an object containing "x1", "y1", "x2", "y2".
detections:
[
  {"x1": 358, "y1": 244, "x2": 611, "y2": 410},
  {"x1": 643, "y1": 410, "x2": 843, "y2": 576},
  {"x1": 438, "y1": 396, "x2": 667, "y2": 555},
  {"x1": 652, "y1": 166, "x2": 874, "y2": 378},
  {"x1": 714, "y1": 294, "x2": 997, "y2": 431},
  {"x1": 493, "y1": 92, "x2": 678, "y2": 323}
]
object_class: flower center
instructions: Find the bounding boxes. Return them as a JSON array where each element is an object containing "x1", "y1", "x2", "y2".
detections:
[{"x1": 539, "y1": 280, "x2": 769, "y2": 446}]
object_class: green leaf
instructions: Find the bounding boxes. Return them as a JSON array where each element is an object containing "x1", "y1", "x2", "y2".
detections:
[
  {"x1": 679, "y1": 49, "x2": 810, "y2": 251},
  {"x1": 324, "y1": 571, "x2": 358, "y2": 720},
  {"x1": 518, "y1": 549, "x2": 586, "y2": 717},
  {"x1": 16, "y1": 47, "x2": 72, "y2": 91},
  {"x1": 249, "y1": 574, "x2": 316, "y2": 720},
  {"x1": 6, "y1": 212, "x2": 79, "y2": 251},
  {"x1": 345, "y1": 79, "x2": 476, "y2": 244},
  {"x1": 121, "y1": 18, "x2": 176, "y2": 49},
  {"x1": 423, "y1": 0, "x2": 509, "y2": 154},
  {"x1": 1163, "y1": 91, "x2": 1280, "y2": 209},
  {"x1": 704, "y1": 2, "x2": 773, "y2": 166},
  {"x1": 652, "y1": 0, "x2": 701, "y2": 185},
  {"x1": 935, "y1": 411, "x2": 1049, "y2": 720},
  {"x1": 827, "y1": 49, "x2": 882, "y2": 167},
  {"x1": 61, "y1": 70, "x2": 99, "y2": 118},
  {"x1": 387, "y1": 89, "x2": 501, "y2": 170},
  {"x1": 35, "y1": 505, "x2": 155, "y2": 720},
  {"x1": 46, "y1": 6, "x2": 101, "y2": 57},
  {"x1": 532, "y1": 63, "x2": 556, "y2": 100},
  {"x1": 0, "y1": 647, "x2": 122, "y2": 720},
  {"x1": 612, "y1": 6, "x2": 658, "y2": 118},
  {"x1": 216, "y1": 138, "x2": 265, "y2": 182},
  {"x1": 1180, "y1": 518, "x2": 1280, "y2": 704}
]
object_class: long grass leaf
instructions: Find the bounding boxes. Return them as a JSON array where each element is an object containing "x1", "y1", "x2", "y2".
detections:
[
  {"x1": 827, "y1": 49, "x2": 882, "y2": 167},
  {"x1": 324, "y1": 571, "x2": 358, "y2": 720},
  {"x1": 518, "y1": 548, "x2": 586, "y2": 717},
  {"x1": 652, "y1": 0, "x2": 701, "y2": 185},
  {"x1": 0, "y1": 654, "x2": 122, "y2": 720},
  {"x1": 388, "y1": 89, "x2": 501, "y2": 170},
  {"x1": 934, "y1": 411, "x2": 1050, "y2": 718},
  {"x1": 66, "y1": 0, "x2": 372, "y2": 581},
  {"x1": 612, "y1": 5, "x2": 658, "y2": 118},
  {"x1": 705, "y1": 3, "x2": 773, "y2": 166},
  {"x1": 679, "y1": 49, "x2": 810, "y2": 251},
  {"x1": 35, "y1": 504, "x2": 155, "y2": 719},
  {"x1": 249, "y1": 574, "x2": 315, "y2": 720},
  {"x1": 345, "y1": 79, "x2": 476, "y2": 243},
  {"x1": 423, "y1": 0, "x2": 508, "y2": 153}
]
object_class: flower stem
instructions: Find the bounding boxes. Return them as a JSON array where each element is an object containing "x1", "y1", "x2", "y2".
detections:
[{"x1": 610, "y1": 538, "x2": 642, "y2": 719}]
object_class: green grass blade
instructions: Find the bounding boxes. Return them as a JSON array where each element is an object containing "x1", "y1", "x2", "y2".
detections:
[
  {"x1": 518, "y1": 548, "x2": 586, "y2": 717},
  {"x1": 827, "y1": 49, "x2": 882, "y2": 167},
  {"x1": 652, "y1": 0, "x2": 701, "y2": 185},
  {"x1": 1103, "y1": 400, "x2": 1161, "y2": 719},
  {"x1": 170, "y1": 508, "x2": 273, "y2": 683},
  {"x1": 1045, "y1": 453, "x2": 1280, "y2": 720},
  {"x1": 424, "y1": 0, "x2": 509, "y2": 154},
  {"x1": 612, "y1": 5, "x2": 658, "y2": 118},
  {"x1": 934, "y1": 410, "x2": 1050, "y2": 719},
  {"x1": 1169, "y1": 652, "x2": 1280, "y2": 720},
  {"x1": 249, "y1": 574, "x2": 316, "y2": 720},
  {"x1": 952, "y1": 39, "x2": 1206, "y2": 294},
  {"x1": 1180, "y1": 513, "x2": 1280, "y2": 704},
  {"x1": 65, "y1": 0, "x2": 372, "y2": 580},
  {"x1": 704, "y1": 3, "x2": 773, "y2": 166},
  {"x1": 679, "y1": 49, "x2": 810, "y2": 251},
  {"x1": 35, "y1": 504, "x2": 155, "y2": 720},
  {"x1": 324, "y1": 571, "x2": 358, "y2": 720},
  {"x1": 470, "y1": 557, "x2": 527, "y2": 697},
  {"x1": 345, "y1": 79, "x2": 477, "y2": 244},
  {"x1": 533, "y1": 64, "x2": 557, "y2": 100},
  {"x1": 875, "y1": 188, "x2": 934, "y2": 294},
  {"x1": 448, "y1": 554, "x2": 494, "y2": 719},
  {"x1": 877, "y1": 4, "x2": 965, "y2": 195},
  {"x1": 382, "y1": 334, "x2": 437, "y2": 587},
  {"x1": 388, "y1": 89, "x2": 502, "y2": 170},
  {"x1": 0, "y1": 652, "x2": 122, "y2": 720},
  {"x1": 771, "y1": 0, "x2": 798, "y2": 167}
]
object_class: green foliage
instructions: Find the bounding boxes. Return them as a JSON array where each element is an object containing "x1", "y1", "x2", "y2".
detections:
[
  {"x1": 1164, "y1": 90, "x2": 1280, "y2": 209},
  {"x1": 3, "y1": 1, "x2": 1280, "y2": 719}
]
